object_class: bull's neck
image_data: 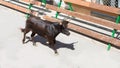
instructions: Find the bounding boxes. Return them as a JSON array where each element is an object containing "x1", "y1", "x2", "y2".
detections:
[
  {"x1": 54, "y1": 24, "x2": 62, "y2": 32},
  {"x1": 53, "y1": 24, "x2": 62, "y2": 37}
]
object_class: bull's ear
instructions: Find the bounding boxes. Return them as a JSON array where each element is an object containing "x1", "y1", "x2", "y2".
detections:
[
  {"x1": 63, "y1": 21, "x2": 69, "y2": 25},
  {"x1": 65, "y1": 21, "x2": 69, "y2": 24},
  {"x1": 34, "y1": 12, "x2": 39, "y2": 16}
]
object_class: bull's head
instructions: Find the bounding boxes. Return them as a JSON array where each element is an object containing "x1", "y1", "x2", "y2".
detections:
[{"x1": 60, "y1": 20, "x2": 70, "y2": 36}]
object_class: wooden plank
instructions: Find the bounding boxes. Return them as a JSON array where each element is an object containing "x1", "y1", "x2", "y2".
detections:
[
  {"x1": 72, "y1": 4, "x2": 91, "y2": 15},
  {"x1": 43, "y1": 16, "x2": 120, "y2": 47},
  {"x1": 46, "y1": 4, "x2": 120, "y2": 30},
  {"x1": 64, "y1": 0, "x2": 120, "y2": 16},
  {"x1": 0, "y1": 0, "x2": 28, "y2": 13},
  {"x1": 0, "y1": 0, "x2": 39, "y2": 15},
  {"x1": 21, "y1": 0, "x2": 41, "y2": 6}
]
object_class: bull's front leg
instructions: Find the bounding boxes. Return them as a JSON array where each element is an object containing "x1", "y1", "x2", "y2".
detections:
[
  {"x1": 50, "y1": 40, "x2": 58, "y2": 54},
  {"x1": 22, "y1": 28, "x2": 30, "y2": 44},
  {"x1": 46, "y1": 36, "x2": 58, "y2": 54},
  {"x1": 22, "y1": 33, "x2": 26, "y2": 44}
]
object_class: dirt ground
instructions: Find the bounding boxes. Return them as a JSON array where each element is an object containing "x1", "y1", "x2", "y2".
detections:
[{"x1": 0, "y1": 5, "x2": 120, "y2": 68}]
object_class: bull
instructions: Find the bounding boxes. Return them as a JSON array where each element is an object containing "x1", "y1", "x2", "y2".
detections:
[{"x1": 21, "y1": 16, "x2": 70, "y2": 54}]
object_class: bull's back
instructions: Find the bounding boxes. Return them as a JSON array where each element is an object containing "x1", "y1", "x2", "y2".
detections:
[
  {"x1": 27, "y1": 16, "x2": 49, "y2": 37},
  {"x1": 26, "y1": 16, "x2": 59, "y2": 38}
]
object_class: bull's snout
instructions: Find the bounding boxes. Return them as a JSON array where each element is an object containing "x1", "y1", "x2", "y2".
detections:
[
  {"x1": 66, "y1": 31, "x2": 70, "y2": 36},
  {"x1": 62, "y1": 29, "x2": 70, "y2": 36}
]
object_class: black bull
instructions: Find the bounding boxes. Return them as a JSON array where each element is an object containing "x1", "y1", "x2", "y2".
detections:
[{"x1": 21, "y1": 16, "x2": 70, "y2": 53}]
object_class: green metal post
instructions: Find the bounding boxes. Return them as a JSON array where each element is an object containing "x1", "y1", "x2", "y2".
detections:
[
  {"x1": 107, "y1": 15, "x2": 120, "y2": 51},
  {"x1": 26, "y1": 3, "x2": 33, "y2": 19},
  {"x1": 67, "y1": 2, "x2": 73, "y2": 11},
  {"x1": 116, "y1": 15, "x2": 120, "y2": 24},
  {"x1": 55, "y1": 0, "x2": 62, "y2": 18},
  {"x1": 107, "y1": 29, "x2": 116, "y2": 51},
  {"x1": 28, "y1": 3, "x2": 33, "y2": 9},
  {"x1": 42, "y1": 0, "x2": 46, "y2": 5}
]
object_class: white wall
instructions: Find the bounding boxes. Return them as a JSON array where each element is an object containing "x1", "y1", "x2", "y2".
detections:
[{"x1": 118, "y1": 0, "x2": 120, "y2": 8}]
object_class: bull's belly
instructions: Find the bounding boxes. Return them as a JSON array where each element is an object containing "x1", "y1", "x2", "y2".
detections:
[{"x1": 34, "y1": 30, "x2": 49, "y2": 39}]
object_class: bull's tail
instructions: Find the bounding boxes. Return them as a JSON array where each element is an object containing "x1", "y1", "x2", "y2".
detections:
[{"x1": 20, "y1": 28, "x2": 25, "y2": 32}]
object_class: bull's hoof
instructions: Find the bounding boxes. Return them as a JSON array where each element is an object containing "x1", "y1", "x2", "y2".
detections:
[
  {"x1": 22, "y1": 39, "x2": 26, "y2": 44},
  {"x1": 33, "y1": 42, "x2": 37, "y2": 46},
  {"x1": 55, "y1": 51, "x2": 58, "y2": 54},
  {"x1": 55, "y1": 52, "x2": 59, "y2": 55},
  {"x1": 22, "y1": 41, "x2": 25, "y2": 44}
]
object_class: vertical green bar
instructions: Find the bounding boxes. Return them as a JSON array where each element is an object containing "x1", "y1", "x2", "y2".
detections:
[
  {"x1": 55, "y1": 12, "x2": 59, "y2": 18},
  {"x1": 116, "y1": 15, "x2": 120, "y2": 24},
  {"x1": 42, "y1": 0, "x2": 46, "y2": 5},
  {"x1": 107, "y1": 43, "x2": 111, "y2": 51},
  {"x1": 26, "y1": 3, "x2": 33, "y2": 19},
  {"x1": 58, "y1": 0, "x2": 62, "y2": 8},
  {"x1": 107, "y1": 29, "x2": 116, "y2": 51},
  {"x1": 68, "y1": 2, "x2": 73, "y2": 11},
  {"x1": 112, "y1": 29, "x2": 116, "y2": 38},
  {"x1": 28, "y1": 3, "x2": 33, "y2": 9},
  {"x1": 107, "y1": 15, "x2": 120, "y2": 51},
  {"x1": 55, "y1": 0, "x2": 62, "y2": 18}
]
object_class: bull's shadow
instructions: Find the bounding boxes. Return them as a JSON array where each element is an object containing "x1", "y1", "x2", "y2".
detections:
[{"x1": 26, "y1": 35, "x2": 76, "y2": 50}]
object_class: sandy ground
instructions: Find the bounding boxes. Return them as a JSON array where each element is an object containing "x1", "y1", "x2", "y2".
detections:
[{"x1": 0, "y1": 5, "x2": 120, "y2": 68}]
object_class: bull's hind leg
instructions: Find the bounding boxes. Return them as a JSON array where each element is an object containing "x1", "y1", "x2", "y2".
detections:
[
  {"x1": 31, "y1": 32, "x2": 36, "y2": 46},
  {"x1": 22, "y1": 29, "x2": 30, "y2": 44}
]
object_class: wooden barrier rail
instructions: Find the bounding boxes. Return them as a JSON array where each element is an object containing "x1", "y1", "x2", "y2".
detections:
[
  {"x1": 1, "y1": 0, "x2": 120, "y2": 47},
  {"x1": 64, "y1": 0, "x2": 120, "y2": 16}
]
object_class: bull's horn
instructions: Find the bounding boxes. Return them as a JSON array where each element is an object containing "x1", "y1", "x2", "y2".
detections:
[
  {"x1": 59, "y1": 22, "x2": 62, "y2": 25},
  {"x1": 34, "y1": 12, "x2": 39, "y2": 16}
]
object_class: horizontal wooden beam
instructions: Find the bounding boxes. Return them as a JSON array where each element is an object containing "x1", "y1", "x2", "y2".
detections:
[
  {"x1": 0, "y1": 0, "x2": 38, "y2": 15},
  {"x1": 21, "y1": 0, "x2": 41, "y2": 6},
  {"x1": 43, "y1": 16, "x2": 120, "y2": 47},
  {"x1": 0, "y1": 0, "x2": 28, "y2": 13},
  {"x1": 64, "y1": 0, "x2": 120, "y2": 16}
]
